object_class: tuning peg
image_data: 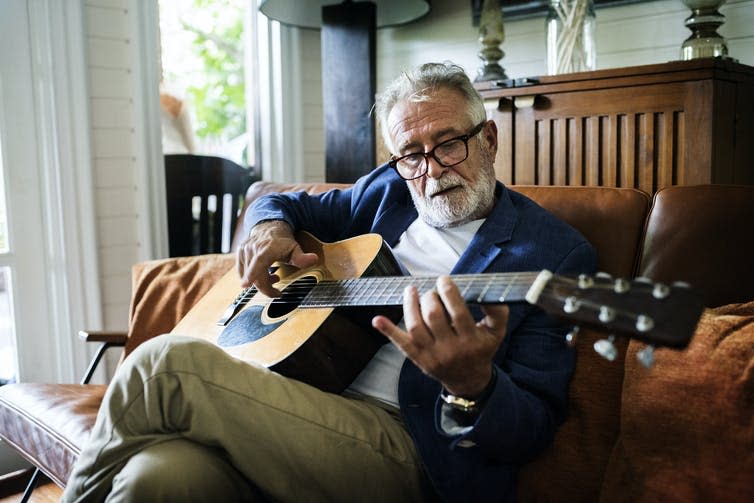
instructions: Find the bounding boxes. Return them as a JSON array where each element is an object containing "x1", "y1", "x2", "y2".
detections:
[
  {"x1": 672, "y1": 281, "x2": 691, "y2": 288},
  {"x1": 594, "y1": 335, "x2": 618, "y2": 361},
  {"x1": 636, "y1": 345, "x2": 655, "y2": 368},
  {"x1": 563, "y1": 296, "x2": 580, "y2": 313},
  {"x1": 595, "y1": 272, "x2": 613, "y2": 280},
  {"x1": 652, "y1": 283, "x2": 670, "y2": 299},
  {"x1": 613, "y1": 278, "x2": 631, "y2": 293},
  {"x1": 578, "y1": 274, "x2": 594, "y2": 288},
  {"x1": 636, "y1": 314, "x2": 655, "y2": 333},
  {"x1": 565, "y1": 326, "x2": 580, "y2": 347}
]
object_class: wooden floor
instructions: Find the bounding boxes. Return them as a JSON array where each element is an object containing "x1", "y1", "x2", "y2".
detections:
[
  {"x1": 0, "y1": 483, "x2": 61, "y2": 503},
  {"x1": 0, "y1": 470, "x2": 62, "y2": 503}
]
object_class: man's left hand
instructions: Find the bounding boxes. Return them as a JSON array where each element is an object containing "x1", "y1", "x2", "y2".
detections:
[{"x1": 372, "y1": 276, "x2": 509, "y2": 398}]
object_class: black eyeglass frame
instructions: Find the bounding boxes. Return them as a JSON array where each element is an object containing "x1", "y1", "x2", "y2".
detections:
[{"x1": 388, "y1": 121, "x2": 488, "y2": 180}]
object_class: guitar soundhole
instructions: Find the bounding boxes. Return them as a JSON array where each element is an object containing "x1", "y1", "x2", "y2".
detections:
[{"x1": 267, "y1": 275, "x2": 318, "y2": 319}]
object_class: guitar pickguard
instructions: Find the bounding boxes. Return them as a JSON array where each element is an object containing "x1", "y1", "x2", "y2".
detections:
[{"x1": 218, "y1": 273, "x2": 322, "y2": 348}]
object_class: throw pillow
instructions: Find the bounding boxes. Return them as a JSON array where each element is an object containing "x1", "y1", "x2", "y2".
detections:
[{"x1": 600, "y1": 301, "x2": 754, "y2": 502}]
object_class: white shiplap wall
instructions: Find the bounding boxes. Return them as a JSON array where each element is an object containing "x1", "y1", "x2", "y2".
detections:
[{"x1": 86, "y1": 0, "x2": 141, "y2": 331}]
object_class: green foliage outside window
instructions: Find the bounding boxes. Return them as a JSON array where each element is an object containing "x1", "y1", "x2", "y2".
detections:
[{"x1": 161, "y1": 0, "x2": 247, "y2": 150}]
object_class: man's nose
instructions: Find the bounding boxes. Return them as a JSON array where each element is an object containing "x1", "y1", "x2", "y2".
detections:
[{"x1": 425, "y1": 155, "x2": 446, "y2": 179}]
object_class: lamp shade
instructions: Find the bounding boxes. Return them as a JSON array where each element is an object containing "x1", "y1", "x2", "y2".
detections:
[{"x1": 259, "y1": 0, "x2": 430, "y2": 29}]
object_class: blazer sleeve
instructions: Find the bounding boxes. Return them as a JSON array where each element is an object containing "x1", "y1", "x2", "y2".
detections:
[
  {"x1": 435, "y1": 240, "x2": 597, "y2": 463},
  {"x1": 242, "y1": 164, "x2": 410, "y2": 243}
]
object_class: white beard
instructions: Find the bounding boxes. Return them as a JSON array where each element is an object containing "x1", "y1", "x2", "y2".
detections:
[{"x1": 408, "y1": 146, "x2": 497, "y2": 228}]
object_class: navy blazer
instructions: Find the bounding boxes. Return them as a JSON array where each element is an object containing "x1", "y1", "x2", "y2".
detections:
[{"x1": 245, "y1": 165, "x2": 597, "y2": 502}]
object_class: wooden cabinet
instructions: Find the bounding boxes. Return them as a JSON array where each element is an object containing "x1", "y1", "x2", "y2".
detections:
[{"x1": 475, "y1": 58, "x2": 754, "y2": 194}]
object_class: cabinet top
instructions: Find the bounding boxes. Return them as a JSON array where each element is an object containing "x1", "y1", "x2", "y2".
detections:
[{"x1": 475, "y1": 58, "x2": 754, "y2": 97}]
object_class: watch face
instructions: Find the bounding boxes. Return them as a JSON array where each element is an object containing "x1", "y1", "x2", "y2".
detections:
[{"x1": 441, "y1": 391, "x2": 478, "y2": 412}]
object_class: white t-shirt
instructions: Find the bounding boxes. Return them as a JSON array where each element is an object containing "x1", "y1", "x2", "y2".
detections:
[{"x1": 345, "y1": 217, "x2": 484, "y2": 408}]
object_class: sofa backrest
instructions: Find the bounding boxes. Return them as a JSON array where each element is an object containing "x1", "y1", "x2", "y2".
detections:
[
  {"x1": 512, "y1": 186, "x2": 650, "y2": 277},
  {"x1": 638, "y1": 184, "x2": 754, "y2": 307},
  {"x1": 233, "y1": 181, "x2": 651, "y2": 279}
]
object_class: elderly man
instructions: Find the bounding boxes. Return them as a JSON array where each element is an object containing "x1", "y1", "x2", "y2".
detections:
[{"x1": 63, "y1": 62, "x2": 595, "y2": 503}]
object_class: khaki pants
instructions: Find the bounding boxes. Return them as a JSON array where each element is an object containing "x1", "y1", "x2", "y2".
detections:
[{"x1": 61, "y1": 335, "x2": 428, "y2": 502}]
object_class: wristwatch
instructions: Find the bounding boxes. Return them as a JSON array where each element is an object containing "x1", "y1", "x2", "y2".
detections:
[{"x1": 440, "y1": 368, "x2": 497, "y2": 413}]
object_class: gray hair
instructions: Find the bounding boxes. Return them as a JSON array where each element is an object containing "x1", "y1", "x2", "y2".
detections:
[{"x1": 375, "y1": 62, "x2": 487, "y2": 152}]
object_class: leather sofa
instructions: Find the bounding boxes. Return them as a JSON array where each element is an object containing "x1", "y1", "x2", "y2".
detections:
[{"x1": 1, "y1": 182, "x2": 753, "y2": 501}]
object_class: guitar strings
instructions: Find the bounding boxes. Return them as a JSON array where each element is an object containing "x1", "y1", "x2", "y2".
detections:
[{"x1": 236, "y1": 272, "x2": 543, "y2": 306}]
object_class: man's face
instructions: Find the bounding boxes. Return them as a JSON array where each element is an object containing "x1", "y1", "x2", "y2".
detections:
[{"x1": 386, "y1": 87, "x2": 498, "y2": 228}]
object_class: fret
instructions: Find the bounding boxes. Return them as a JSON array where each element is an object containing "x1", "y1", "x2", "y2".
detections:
[
  {"x1": 498, "y1": 272, "x2": 518, "y2": 302},
  {"x1": 338, "y1": 278, "x2": 355, "y2": 305},
  {"x1": 476, "y1": 278, "x2": 492, "y2": 303},
  {"x1": 374, "y1": 277, "x2": 393, "y2": 305},
  {"x1": 456, "y1": 277, "x2": 479, "y2": 303},
  {"x1": 415, "y1": 276, "x2": 434, "y2": 297},
  {"x1": 349, "y1": 277, "x2": 370, "y2": 305},
  {"x1": 385, "y1": 276, "x2": 404, "y2": 305}
]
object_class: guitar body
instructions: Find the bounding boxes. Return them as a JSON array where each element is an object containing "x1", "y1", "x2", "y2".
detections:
[{"x1": 172, "y1": 232, "x2": 404, "y2": 393}]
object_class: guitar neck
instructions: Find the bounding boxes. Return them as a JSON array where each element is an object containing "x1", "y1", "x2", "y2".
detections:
[{"x1": 300, "y1": 272, "x2": 542, "y2": 307}]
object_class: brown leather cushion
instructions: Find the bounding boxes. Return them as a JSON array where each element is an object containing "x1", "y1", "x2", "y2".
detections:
[
  {"x1": 124, "y1": 254, "x2": 235, "y2": 358},
  {"x1": 639, "y1": 185, "x2": 754, "y2": 307},
  {"x1": 0, "y1": 383, "x2": 106, "y2": 487},
  {"x1": 513, "y1": 186, "x2": 650, "y2": 278},
  {"x1": 600, "y1": 301, "x2": 754, "y2": 502}
]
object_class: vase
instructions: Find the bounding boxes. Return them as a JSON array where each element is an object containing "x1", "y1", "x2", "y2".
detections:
[
  {"x1": 546, "y1": 0, "x2": 596, "y2": 75},
  {"x1": 680, "y1": 0, "x2": 729, "y2": 60}
]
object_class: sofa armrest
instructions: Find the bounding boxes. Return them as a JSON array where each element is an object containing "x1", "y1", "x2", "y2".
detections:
[{"x1": 77, "y1": 330, "x2": 127, "y2": 345}]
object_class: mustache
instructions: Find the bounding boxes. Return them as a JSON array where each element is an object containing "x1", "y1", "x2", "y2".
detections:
[{"x1": 424, "y1": 173, "x2": 465, "y2": 198}]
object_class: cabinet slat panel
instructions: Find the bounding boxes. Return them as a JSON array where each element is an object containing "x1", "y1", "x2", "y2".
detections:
[
  {"x1": 537, "y1": 119, "x2": 552, "y2": 185},
  {"x1": 477, "y1": 59, "x2": 754, "y2": 194}
]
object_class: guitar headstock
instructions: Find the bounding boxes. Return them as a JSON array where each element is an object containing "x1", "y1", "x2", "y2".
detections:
[{"x1": 526, "y1": 271, "x2": 705, "y2": 364}]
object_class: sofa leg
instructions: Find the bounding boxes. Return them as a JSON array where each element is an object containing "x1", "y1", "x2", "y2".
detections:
[{"x1": 19, "y1": 468, "x2": 41, "y2": 503}]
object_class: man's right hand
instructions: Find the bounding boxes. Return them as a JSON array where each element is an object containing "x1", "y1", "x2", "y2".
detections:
[{"x1": 235, "y1": 220, "x2": 319, "y2": 297}]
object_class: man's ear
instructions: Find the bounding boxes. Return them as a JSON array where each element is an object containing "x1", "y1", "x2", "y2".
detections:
[{"x1": 483, "y1": 120, "x2": 498, "y2": 155}]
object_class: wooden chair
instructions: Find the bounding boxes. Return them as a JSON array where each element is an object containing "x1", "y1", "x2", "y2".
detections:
[{"x1": 165, "y1": 154, "x2": 255, "y2": 257}]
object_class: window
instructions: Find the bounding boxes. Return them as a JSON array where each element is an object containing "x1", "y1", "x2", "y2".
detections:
[
  {"x1": 158, "y1": 0, "x2": 256, "y2": 167},
  {"x1": 0, "y1": 138, "x2": 15, "y2": 385}
]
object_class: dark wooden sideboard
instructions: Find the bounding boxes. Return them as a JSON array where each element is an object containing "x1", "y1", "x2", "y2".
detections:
[{"x1": 475, "y1": 58, "x2": 754, "y2": 194}]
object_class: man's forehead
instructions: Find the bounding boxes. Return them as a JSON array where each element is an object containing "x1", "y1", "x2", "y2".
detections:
[{"x1": 387, "y1": 93, "x2": 470, "y2": 150}]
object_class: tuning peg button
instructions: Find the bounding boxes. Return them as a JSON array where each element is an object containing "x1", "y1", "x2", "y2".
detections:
[
  {"x1": 578, "y1": 274, "x2": 594, "y2": 289},
  {"x1": 637, "y1": 345, "x2": 655, "y2": 368},
  {"x1": 563, "y1": 296, "x2": 580, "y2": 313},
  {"x1": 599, "y1": 306, "x2": 616, "y2": 323},
  {"x1": 614, "y1": 278, "x2": 631, "y2": 293},
  {"x1": 594, "y1": 335, "x2": 618, "y2": 361},
  {"x1": 565, "y1": 326, "x2": 580, "y2": 347},
  {"x1": 652, "y1": 283, "x2": 670, "y2": 299},
  {"x1": 636, "y1": 315, "x2": 654, "y2": 332}
]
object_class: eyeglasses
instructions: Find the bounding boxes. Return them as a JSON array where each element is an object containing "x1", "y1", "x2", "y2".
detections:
[{"x1": 388, "y1": 121, "x2": 487, "y2": 180}]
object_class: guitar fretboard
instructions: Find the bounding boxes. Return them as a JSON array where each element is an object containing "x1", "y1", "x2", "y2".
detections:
[{"x1": 298, "y1": 272, "x2": 541, "y2": 307}]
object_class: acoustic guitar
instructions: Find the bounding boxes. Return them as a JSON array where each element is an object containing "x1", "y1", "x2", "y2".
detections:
[{"x1": 172, "y1": 231, "x2": 705, "y2": 393}]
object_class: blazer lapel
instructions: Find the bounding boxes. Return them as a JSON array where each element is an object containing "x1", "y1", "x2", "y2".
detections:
[{"x1": 451, "y1": 183, "x2": 518, "y2": 274}]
